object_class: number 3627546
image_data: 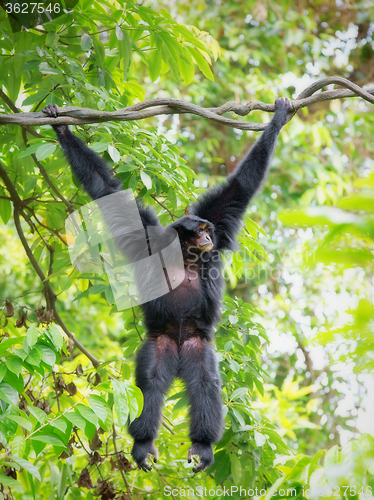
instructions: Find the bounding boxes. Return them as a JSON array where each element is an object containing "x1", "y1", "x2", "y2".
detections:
[{"x1": 5, "y1": 3, "x2": 61, "y2": 13}]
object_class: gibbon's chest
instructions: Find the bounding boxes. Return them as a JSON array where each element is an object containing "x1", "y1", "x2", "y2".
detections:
[{"x1": 169, "y1": 264, "x2": 201, "y2": 293}]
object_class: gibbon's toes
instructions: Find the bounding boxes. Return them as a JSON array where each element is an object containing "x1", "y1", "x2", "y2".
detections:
[
  {"x1": 132, "y1": 441, "x2": 158, "y2": 472},
  {"x1": 187, "y1": 443, "x2": 214, "y2": 473},
  {"x1": 140, "y1": 460, "x2": 152, "y2": 472},
  {"x1": 192, "y1": 461, "x2": 207, "y2": 474},
  {"x1": 150, "y1": 442, "x2": 159, "y2": 460},
  {"x1": 42, "y1": 103, "x2": 59, "y2": 118}
]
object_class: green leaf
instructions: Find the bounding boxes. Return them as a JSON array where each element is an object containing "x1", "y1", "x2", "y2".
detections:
[
  {"x1": 39, "y1": 62, "x2": 62, "y2": 75},
  {"x1": 112, "y1": 379, "x2": 129, "y2": 427},
  {"x1": 45, "y1": 31, "x2": 59, "y2": 47},
  {"x1": 47, "y1": 325, "x2": 63, "y2": 351},
  {"x1": 229, "y1": 359, "x2": 240, "y2": 373},
  {"x1": 178, "y1": 53, "x2": 194, "y2": 85},
  {"x1": 25, "y1": 347, "x2": 42, "y2": 366},
  {"x1": 24, "y1": 176, "x2": 38, "y2": 193},
  {"x1": 0, "y1": 474, "x2": 22, "y2": 491},
  {"x1": 127, "y1": 385, "x2": 143, "y2": 422},
  {"x1": 7, "y1": 415, "x2": 32, "y2": 432},
  {"x1": 172, "y1": 25, "x2": 208, "y2": 52},
  {"x1": 108, "y1": 145, "x2": 120, "y2": 163},
  {"x1": 229, "y1": 315, "x2": 238, "y2": 325},
  {"x1": 0, "y1": 337, "x2": 24, "y2": 355},
  {"x1": 187, "y1": 46, "x2": 214, "y2": 81},
  {"x1": 26, "y1": 326, "x2": 39, "y2": 347},
  {"x1": 230, "y1": 453, "x2": 242, "y2": 483},
  {"x1": 21, "y1": 60, "x2": 41, "y2": 71},
  {"x1": 36, "y1": 143, "x2": 56, "y2": 161},
  {"x1": 0, "y1": 382, "x2": 19, "y2": 405},
  {"x1": 31, "y1": 434, "x2": 66, "y2": 448},
  {"x1": 265, "y1": 477, "x2": 287, "y2": 500},
  {"x1": 0, "y1": 364, "x2": 6, "y2": 383},
  {"x1": 148, "y1": 49, "x2": 162, "y2": 82},
  {"x1": 81, "y1": 33, "x2": 93, "y2": 51},
  {"x1": 0, "y1": 198, "x2": 11, "y2": 224},
  {"x1": 28, "y1": 405, "x2": 48, "y2": 424},
  {"x1": 76, "y1": 404, "x2": 98, "y2": 427},
  {"x1": 5, "y1": 372, "x2": 24, "y2": 394},
  {"x1": 245, "y1": 216, "x2": 267, "y2": 237},
  {"x1": 120, "y1": 29, "x2": 132, "y2": 79},
  {"x1": 87, "y1": 395, "x2": 108, "y2": 423},
  {"x1": 324, "y1": 445, "x2": 339, "y2": 467},
  {"x1": 231, "y1": 387, "x2": 248, "y2": 400},
  {"x1": 5, "y1": 356, "x2": 22, "y2": 376},
  {"x1": 140, "y1": 171, "x2": 152, "y2": 190},
  {"x1": 64, "y1": 412, "x2": 87, "y2": 433},
  {"x1": 38, "y1": 345, "x2": 56, "y2": 367},
  {"x1": 11, "y1": 435, "x2": 26, "y2": 457},
  {"x1": 22, "y1": 92, "x2": 49, "y2": 106},
  {"x1": 254, "y1": 430, "x2": 266, "y2": 447},
  {"x1": 91, "y1": 142, "x2": 109, "y2": 153},
  {"x1": 11, "y1": 457, "x2": 41, "y2": 481},
  {"x1": 18, "y1": 143, "x2": 44, "y2": 158}
]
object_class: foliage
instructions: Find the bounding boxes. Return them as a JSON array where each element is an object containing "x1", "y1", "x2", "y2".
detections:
[{"x1": 0, "y1": 0, "x2": 374, "y2": 498}]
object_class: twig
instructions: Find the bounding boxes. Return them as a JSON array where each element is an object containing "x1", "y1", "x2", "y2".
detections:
[
  {"x1": 0, "y1": 77, "x2": 373, "y2": 131},
  {"x1": 161, "y1": 419, "x2": 176, "y2": 435},
  {"x1": 0, "y1": 88, "x2": 43, "y2": 138},
  {"x1": 30, "y1": 153, "x2": 75, "y2": 214},
  {"x1": 112, "y1": 424, "x2": 134, "y2": 499},
  {"x1": 131, "y1": 307, "x2": 143, "y2": 342},
  {"x1": 0, "y1": 161, "x2": 101, "y2": 368},
  {"x1": 0, "y1": 90, "x2": 74, "y2": 213}
]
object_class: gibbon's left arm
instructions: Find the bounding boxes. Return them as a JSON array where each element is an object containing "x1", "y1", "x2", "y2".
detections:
[
  {"x1": 42, "y1": 104, "x2": 160, "y2": 229},
  {"x1": 190, "y1": 97, "x2": 292, "y2": 251}
]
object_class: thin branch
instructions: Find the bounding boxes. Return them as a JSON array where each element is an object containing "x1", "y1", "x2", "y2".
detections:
[
  {"x1": 20, "y1": 126, "x2": 75, "y2": 213},
  {"x1": 0, "y1": 88, "x2": 75, "y2": 212},
  {"x1": 0, "y1": 161, "x2": 101, "y2": 368},
  {"x1": 0, "y1": 88, "x2": 43, "y2": 138},
  {"x1": 112, "y1": 424, "x2": 134, "y2": 499},
  {"x1": 0, "y1": 77, "x2": 373, "y2": 131}
]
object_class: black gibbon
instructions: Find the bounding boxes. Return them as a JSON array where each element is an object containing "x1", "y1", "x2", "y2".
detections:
[{"x1": 43, "y1": 97, "x2": 291, "y2": 472}]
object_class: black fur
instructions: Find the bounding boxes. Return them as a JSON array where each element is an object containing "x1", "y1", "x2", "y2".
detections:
[{"x1": 43, "y1": 98, "x2": 291, "y2": 472}]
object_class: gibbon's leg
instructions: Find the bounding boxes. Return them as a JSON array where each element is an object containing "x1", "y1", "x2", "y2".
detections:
[
  {"x1": 129, "y1": 335, "x2": 178, "y2": 471},
  {"x1": 178, "y1": 337, "x2": 223, "y2": 473}
]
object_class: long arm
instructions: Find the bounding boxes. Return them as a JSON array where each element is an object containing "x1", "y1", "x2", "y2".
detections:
[
  {"x1": 190, "y1": 97, "x2": 292, "y2": 250},
  {"x1": 42, "y1": 104, "x2": 160, "y2": 228}
]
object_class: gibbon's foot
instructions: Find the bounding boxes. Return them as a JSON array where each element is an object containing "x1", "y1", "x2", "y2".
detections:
[
  {"x1": 132, "y1": 440, "x2": 158, "y2": 472},
  {"x1": 188, "y1": 442, "x2": 214, "y2": 473},
  {"x1": 42, "y1": 104, "x2": 68, "y2": 133}
]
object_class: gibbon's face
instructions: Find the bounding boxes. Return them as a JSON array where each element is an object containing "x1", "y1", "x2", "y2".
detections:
[
  {"x1": 186, "y1": 223, "x2": 213, "y2": 252},
  {"x1": 195, "y1": 223, "x2": 214, "y2": 251}
]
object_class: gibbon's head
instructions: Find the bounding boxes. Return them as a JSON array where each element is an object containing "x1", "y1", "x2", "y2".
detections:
[{"x1": 170, "y1": 215, "x2": 214, "y2": 255}]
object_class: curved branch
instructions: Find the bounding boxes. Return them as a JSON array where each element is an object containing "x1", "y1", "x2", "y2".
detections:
[
  {"x1": 0, "y1": 77, "x2": 373, "y2": 131},
  {"x1": 0, "y1": 161, "x2": 101, "y2": 368}
]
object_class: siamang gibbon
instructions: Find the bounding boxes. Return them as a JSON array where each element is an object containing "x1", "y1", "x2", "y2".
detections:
[{"x1": 43, "y1": 97, "x2": 292, "y2": 473}]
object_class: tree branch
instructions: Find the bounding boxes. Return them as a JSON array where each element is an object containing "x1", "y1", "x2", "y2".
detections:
[
  {"x1": 0, "y1": 77, "x2": 373, "y2": 131},
  {"x1": 0, "y1": 87, "x2": 44, "y2": 138},
  {"x1": 0, "y1": 161, "x2": 101, "y2": 368}
]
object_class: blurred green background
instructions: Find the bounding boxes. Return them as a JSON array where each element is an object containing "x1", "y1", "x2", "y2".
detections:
[{"x1": 0, "y1": 0, "x2": 374, "y2": 498}]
